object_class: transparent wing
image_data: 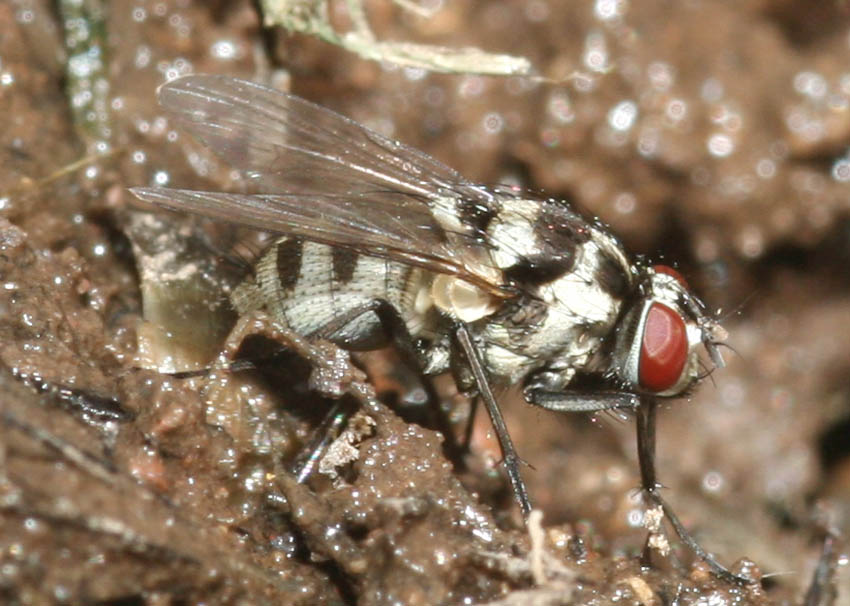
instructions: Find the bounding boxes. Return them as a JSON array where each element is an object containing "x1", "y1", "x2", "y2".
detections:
[
  {"x1": 132, "y1": 187, "x2": 504, "y2": 289},
  {"x1": 155, "y1": 74, "x2": 478, "y2": 197},
  {"x1": 134, "y1": 74, "x2": 507, "y2": 295}
]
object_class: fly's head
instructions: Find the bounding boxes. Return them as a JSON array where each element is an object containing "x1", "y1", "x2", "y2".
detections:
[{"x1": 613, "y1": 265, "x2": 726, "y2": 397}]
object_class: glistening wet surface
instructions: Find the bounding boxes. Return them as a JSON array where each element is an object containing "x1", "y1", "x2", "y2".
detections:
[{"x1": 0, "y1": 1, "x2": 848, "y2": 603}]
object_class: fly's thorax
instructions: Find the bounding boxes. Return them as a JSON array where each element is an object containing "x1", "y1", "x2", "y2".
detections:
[
  {"x1": 612, "y1": 265, "x2": 723, "y2": 396},
  {"x1": 469, "y1": 199, "x2": 635, "y2": 383},
  {"x1": 410, "y1": 192, "x2": 633, "y2": 334},
  {"x1": 483, "y1": 196, "x2": 634, "y2": 305}
]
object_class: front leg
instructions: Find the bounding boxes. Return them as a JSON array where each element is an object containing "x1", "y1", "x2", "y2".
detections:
[
  {"x1": 636, "y1": 397, "x2": 753, "y2": 586},
  {"x1": 525, "y1": 371, "x2": 753, "y2": 585},
  {"x1": 524, "y1": 369, "x2": 639, "y2": 414}
]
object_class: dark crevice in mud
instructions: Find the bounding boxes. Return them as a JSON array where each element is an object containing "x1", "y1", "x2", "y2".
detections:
[
  {"x1": 91, "y1": 596, "x2": 147, "y2": 606},
  {"x1": 818, "y1": 410, "x2": 850, "y2": 474},
  {"x1": 752, "y1": 223, "x2": 850, "y2": 295},
  {"x1": 762, "y1": 4, "x2": 850, "y2": 50},
  {"x1": 233, "y1": 335, "x2": 333, "y2": 424},
  {"x1": 816, "y1": 216, "x2": 850, "y2": 290},
  {"x1": 315, "y1": 559, "x2": 360, "y2": 606}
]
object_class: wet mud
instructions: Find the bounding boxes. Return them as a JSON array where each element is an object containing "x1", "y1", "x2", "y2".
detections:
[{"x1": 0, "y1": 1, "x2": 849, "y2": 604}]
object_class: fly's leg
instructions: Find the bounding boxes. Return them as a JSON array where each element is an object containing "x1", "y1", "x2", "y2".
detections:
[
  {"x1": 216, "y1": 311, "x2": 383, "y2": 482},
  {"x1": 525, "y1": 389, "x2": 640, "y2": 414},
  {"x1": 312, "y1": 300, "x2": 422, "y2": 375},
  {"x1": 168, "y1": 357, "x2": 264, "y2": 378},
  {"x1": 636, "y1": 396, "x2": 753, "y2": 586},
  {"x1": 291, "y1": 401, "x2": 351, "y2": 483},
  {"x1": 526, "y1": 383, "x2": 753, "y2": 585},
  {"x1": 803, "y1": 528, "x2": 839, "y2": 606},
  {"x1": 311, "y1": 299, "x2": 466, "y2": 464},
  {"x1": 454, "y1": 324, "x2": 532, "y2": 517},
  {"x1": 461, "y1": 397, "x2": 479, "y2": 451}
]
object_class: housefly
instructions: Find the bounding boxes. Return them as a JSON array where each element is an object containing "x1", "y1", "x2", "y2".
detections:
[{"x1": 132, "y1": 75, "x2": 747, "y2": 584}]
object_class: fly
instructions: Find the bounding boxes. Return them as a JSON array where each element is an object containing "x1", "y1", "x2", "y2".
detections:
[{"x1": 132, "y1": 75, "x2": 749, "y2": 585}]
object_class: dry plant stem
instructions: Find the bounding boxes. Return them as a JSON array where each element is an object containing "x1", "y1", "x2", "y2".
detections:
[
  {"x1": 258, "y1": 0, "x2": 532, "y2": 75},
  {"x1": 57, "y1": 0, "x2": 112, "y2": 149}
]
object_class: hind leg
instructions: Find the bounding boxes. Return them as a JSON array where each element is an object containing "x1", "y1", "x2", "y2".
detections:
[
  {"x1": 312, "y1": 299, "x2": 466, "y2": 464},
  {"x1": 218, "y1": 310, "x2": 376, "y2": 403}
]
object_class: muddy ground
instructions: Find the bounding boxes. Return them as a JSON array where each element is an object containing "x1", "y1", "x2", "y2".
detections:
[{"x1": 0, "y1": 0, "x2": 849, "y2": 604}]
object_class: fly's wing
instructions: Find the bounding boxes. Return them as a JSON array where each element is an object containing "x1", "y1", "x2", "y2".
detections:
[
  {"x1": 133, "y1": 188, "x2": 489, "y2": 283},
  {"x1": 132, "y1": 75, "x2": 507, "y2": 295}
]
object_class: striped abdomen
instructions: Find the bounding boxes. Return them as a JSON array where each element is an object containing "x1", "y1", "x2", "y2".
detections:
[{"x1": 230, "y1": 237, "x2": 427, "y2": 350}]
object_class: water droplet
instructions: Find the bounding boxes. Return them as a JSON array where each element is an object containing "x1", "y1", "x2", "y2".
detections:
[
  {"x1": 637, "y1": 127, "x2": 659, "y2": 157},
  {"x1": 665, "y1": 98, "x2": 687, "y2": 122},
  {"x1": 547, "y1": 91, "x2": 574, "y2": 124},
  {"x1": 702, "y1": 470, "x2": 725, "y2": 493},
  {"x1": 648, "y1": 62, "x2": 675, "y2": 91},
  {"x1": 134, "y1": 45, "x2": 151, "y2": 69},
  {"x1": 482, "y1": 112, "x2": 504, "y2": 134},
  {"x1": 594, "y1": 0, "x2": 625, "y2": 20},
  {"x1": 701, "y1": 77, "x2": 724, "y2": 102},
  {"x1": 458, "y1": 76, "x2": 485, "y2": 98},
  {"x1": 756, "y1": 158, "x2": 776, "y2": 179},
  {"x1": 607, "y1": 100, "x2": 638, "y2": 131},
  {"x1": 793, "y1": 70, "x2": 827, "y2": 99},
  {"x1": 613, "y1": 191, "x2": 636, "y2": 214},
  {"x1": 737, "y1": 225, "x2": 764, "y2": 258},
  {"x1": 16, "y1": 9, "x2": 35, "y2": 24},
  {"x1": 707, "y1": 133, "x2": 735, "y2": 157},
  {"x1": 831, "y1": 156, "x2": 850, "y2": 182},
  {"x1": 583, "y1": 32, "x2": 609, "y2": 73},
  {"x1": 210, "y1": 39, "x2": 239, "y2": 61}
]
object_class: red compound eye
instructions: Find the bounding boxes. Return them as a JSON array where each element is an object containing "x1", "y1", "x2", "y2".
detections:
[
  {"x1": 652, "y1": 264, "x2": 688, "y2": 288},
  {"x1": 639, "y1": 302, "x2": 688, "y2": 392}
]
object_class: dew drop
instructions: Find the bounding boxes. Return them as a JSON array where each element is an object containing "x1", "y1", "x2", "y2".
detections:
[
  {"x1": 831, "y1": 156, "x2": 850, "y2": 182},
  {"x1": 608, "y1": 100, "x2": 638, "y2": 131},
  {"x1": 707, "y1": 133, "x2": 735, "y2": 157}
]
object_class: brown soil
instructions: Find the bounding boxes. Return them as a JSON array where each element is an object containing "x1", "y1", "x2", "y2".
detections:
[{"x1": 0, "y1": 1, "x2": 848, "y2": 604}]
